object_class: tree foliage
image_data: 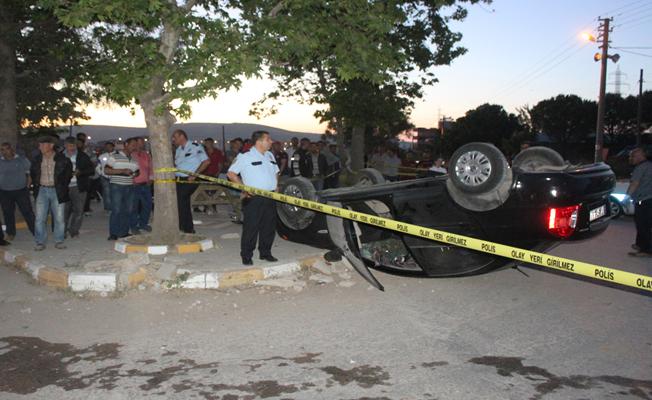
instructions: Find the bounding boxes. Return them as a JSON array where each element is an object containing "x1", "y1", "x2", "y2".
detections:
[
  {"x1": 529, "y1": 94, "x2": 596, "y2": 145},
  {"x1": 441, "y1": 103, "x2": 521, "y2": 156},
  {"x1": 0, "y1": 1, "x2": 95, "y2": 145},
  {"x1": 246, "y1": 0, "x2": 487, "y2": 142}
]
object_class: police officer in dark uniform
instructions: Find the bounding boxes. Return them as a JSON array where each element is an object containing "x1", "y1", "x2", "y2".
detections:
[
  {"x1": 172, "y1": 129, "x2": 210, "y2": 233},
  {"x1": 227, "y1": 131, "x2": 280, "y2": 265}
]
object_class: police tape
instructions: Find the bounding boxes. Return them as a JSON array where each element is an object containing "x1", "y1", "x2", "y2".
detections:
[{"x1": 155, "y1": 167, "x2": 652, "y2": 293}]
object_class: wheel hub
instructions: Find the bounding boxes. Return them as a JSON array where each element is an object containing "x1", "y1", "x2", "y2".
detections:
[{"x1": 455, "y1": 150, "x2": 492, "y2": 186}]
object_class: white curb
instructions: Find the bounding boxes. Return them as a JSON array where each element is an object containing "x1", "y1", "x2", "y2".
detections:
[
  {"x1": 114, "y1": 242, "x2": 127, "y2": 254},
  {"x1": 148, "y1": 245, "x2": 168, "y2": 255},
  {"x1": 4, "y1": 251, "x2": 16, "y2": 263},
  {"x1": 199, "y1": 239, "x2": 214, "y2": 251},
  {"x1": 68, "y1": 272, "x2": 117, "y2": 292},
  {"x1": 180, "y1": 272, "x2": 214, "y2": 289},
  {"x1": 263, "y1": 262, "x2": 301, "y2": 279}
]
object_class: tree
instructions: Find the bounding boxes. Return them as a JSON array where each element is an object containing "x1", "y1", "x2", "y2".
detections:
[
  {"x1": 46, "y1": 0, "x2": 486, "y2": 243},
  {"x1": 529, "y1": 94, "x2": 597, "y2": 149},
  {"x1": 0, "y1": 1, "x2": 94, "y2": 146},
  {"x1": 45, "y1": 0, "x2": 261, "y2": 243},
  {"x1": 318, "y1": 79, "x2": 415, "y2": 169},
  {"x1": 441, "y1": 103, "x2": 521, "y2": 156},
  {"x1": 245, "y1": 0, "x2": 487, "y2": 169}
]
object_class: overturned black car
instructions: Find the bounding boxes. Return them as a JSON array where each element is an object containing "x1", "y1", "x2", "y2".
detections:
[{"x1": 276, "y1": 143, "x2": 616, "y2": 290}]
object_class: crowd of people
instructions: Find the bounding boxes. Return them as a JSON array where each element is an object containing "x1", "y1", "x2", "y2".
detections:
[{"x1": 0, "y1": 131, "x2": 649, "y2": 261}]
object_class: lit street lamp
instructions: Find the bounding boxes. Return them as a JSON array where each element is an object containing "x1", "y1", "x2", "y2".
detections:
[{"x1": 586, "y1": 19, "x2": 620, "y2": 162}]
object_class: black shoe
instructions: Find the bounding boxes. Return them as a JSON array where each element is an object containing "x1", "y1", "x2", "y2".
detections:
[
  {"x1": 242, "y1": 257, "x2": 253, "y2": 266},
  {"x1": 0, "y1": 239, "x2": 10, "y2": 246},
  {"x1": 108, "y1": 235, "x2": 118, "y2": 241},
  {"x1": 259, "y1": 255, "x2": 278, "y2": 262}
]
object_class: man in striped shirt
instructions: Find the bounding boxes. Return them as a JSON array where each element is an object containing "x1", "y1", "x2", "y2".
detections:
[{"x1": 105, "y1": 137, "x2": 140, "y2": 240}]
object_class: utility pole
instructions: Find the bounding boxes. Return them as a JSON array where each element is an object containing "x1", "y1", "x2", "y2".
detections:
[
  {"x1": 636, "y1": 69, "x2": 644, "y2": 146},
  {"x1": 594, "y1": 17, "x2": 611, "y2": 163}
]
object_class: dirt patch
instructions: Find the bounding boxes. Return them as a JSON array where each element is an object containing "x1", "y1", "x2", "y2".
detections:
[
  {"x1": 321, "y1": 365, "x2": 391, "y2": 388},
  {"x1": 0, "y1": 336, "x2": 121, "y2": 394},
  {"x1": 469, "y1": 356, "x2": 652, "y2": 400}
]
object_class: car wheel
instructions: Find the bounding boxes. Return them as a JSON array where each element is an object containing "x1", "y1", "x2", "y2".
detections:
[
  {"x1": 276, "y1": 176, "x2": 318, "y2": 230},
  {"x1": 512, "y1": 146, "x2": 565, "y2": 172},
  {"x1": 609, "y1": 197, "x2": 622, "y2": 219},
  {"x1": 449, "y1": 142, "x2": 509, "y2": 194},
  {"x1": 354, "y1": 168, "x2": 385, "y2": 186}
]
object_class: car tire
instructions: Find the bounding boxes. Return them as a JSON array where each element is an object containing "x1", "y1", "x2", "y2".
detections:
[
  {"x1": 609, "y1": 197, "x2": 622, "y2": 219},
  {"x1": 354, "y1": 168, "x2": 385, "y2": 186},
  {"x1": 276, "y1": 176, "x2": 318, "y2": 231},
  {"x1": 449, "y1": 142, "x2": 510, "y2": 194},
  {"x1": 512, "y1": 146, "x2": 565, "y2": 172}
]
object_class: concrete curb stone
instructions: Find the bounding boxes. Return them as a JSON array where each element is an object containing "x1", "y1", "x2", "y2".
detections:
[
  {"x1": 1, "y1": 246, "x2": 324, "y2": 294},
  {"x1": 114, "y1": 239, "x2": 215, "y2": 255}
]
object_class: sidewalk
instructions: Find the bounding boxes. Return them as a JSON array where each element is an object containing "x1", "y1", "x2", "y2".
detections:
[{"x1": 1, "y1": 204, "x2": 333, "y2": 293}]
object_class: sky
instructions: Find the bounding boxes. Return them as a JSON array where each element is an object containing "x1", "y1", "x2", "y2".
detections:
[{"x1": 84, "y1": 0, "x2": 652, "y2": 134}]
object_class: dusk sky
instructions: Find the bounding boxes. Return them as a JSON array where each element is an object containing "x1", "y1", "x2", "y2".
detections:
[{"x1": 84, "y1": 0, "x2": 652, "y2": 133}]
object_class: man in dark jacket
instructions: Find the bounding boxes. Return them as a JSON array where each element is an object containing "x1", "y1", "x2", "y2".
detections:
[
  {"x1": 299, "y1": 142, "x2": 328, "y2": 190},
  {"x1": 62, "y1": 137, "x2": 94, "y2": 238},
  {"x1": 30, "y1": 135, "x2": 73, "y2": 250}
]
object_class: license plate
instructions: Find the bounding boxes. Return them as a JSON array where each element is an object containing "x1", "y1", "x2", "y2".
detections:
[{"x1": 590, "y1": 205, "x2": 606, "y2": 221}]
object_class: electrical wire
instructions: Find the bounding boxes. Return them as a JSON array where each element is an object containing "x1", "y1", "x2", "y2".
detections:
[
  {"x1": 600, "y1": 0, "x2": 649, "y2": 16},
  {"x1": 488, "y1": 0, "x2": 650, "y2": 102},
  {"x1": 613, "y1": 9, "x2": 652, "y2": 27},
  {"x1": 611, "y1": 2, "x2": 652, "y2": 21},
  {"x1": 617, "y1": 49, "x2": 652, "y2": 58}
]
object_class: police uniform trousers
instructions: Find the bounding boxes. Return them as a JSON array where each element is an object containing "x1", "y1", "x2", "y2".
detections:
[
  {"x1": 634, "y1": 198, "x2": 652, "y2": 253},
  {"x1": 176, "y1": 179, "x2": 199, "y2": 233},
  {"x1": 241, "y1": 196, "x2": 277, "y2": 259}
]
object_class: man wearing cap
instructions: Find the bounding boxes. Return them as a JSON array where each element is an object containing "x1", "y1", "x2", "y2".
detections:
[
  {"x1": 172, "y1": 129, "x2": 210, "y2": 234},
  {"x1": 30, "y1": 135, "x2": 73, "y2": 250},
  {"x1": 227, "y1": 130, "x2": 279, "y2": 266}
]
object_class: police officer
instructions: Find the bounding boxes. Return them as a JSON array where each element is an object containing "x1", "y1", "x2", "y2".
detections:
[
  {"x1": 172, "y1": 129, "x2": 210, "y2": 233},
  {"x1": 227, "y1": 131, "x2": 279, "y2": 265}
]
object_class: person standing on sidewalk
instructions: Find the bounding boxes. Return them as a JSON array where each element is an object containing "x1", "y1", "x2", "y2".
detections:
[
  {"x1": 97, "y1": 141, "x2": 115, "y2": 212},
  {"x1": 172, "y1": 130, "x2": 210, "y2": 234},
  {"x1": 62, "y1": 137, "x2": 94, "y2": 238},
  {"x1": 105, "y1": 137, "x2": 140, "y2": 240},
  {"x1": 0, "y1": 142, "x2": 35, "y2": 241},
  {"x1": 627, "y1": 146, "x2": 652, "y2": 257},
  {"x1": 227, "y1": 130, "x2": 279, "y2": 266},
  {"x1": 130, "y1": 137, "x2": 153, "y2": 233},
  {"x1": 30, "y1": 135, "x2": 73, "y2": 250}
]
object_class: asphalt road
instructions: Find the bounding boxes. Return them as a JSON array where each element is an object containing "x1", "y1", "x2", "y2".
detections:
[{"x1": 0, "y1": 218, "x2": 650, "y2": 400}]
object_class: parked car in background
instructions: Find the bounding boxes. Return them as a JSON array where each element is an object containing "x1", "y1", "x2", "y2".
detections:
[{"x1": 609, "y1": 181, "x2": 635, "y2": 219}]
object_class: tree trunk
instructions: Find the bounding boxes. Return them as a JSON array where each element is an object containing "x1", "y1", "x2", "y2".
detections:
[
  {"x1": 141, "y1": 91, "x2": 180, "y2": 244},
  {"x1": 0, "y1": 20, "x2": 17, "y2": 147},
  {"x1": 351, "y1": 125, "x2": 365, "y2": 171}
]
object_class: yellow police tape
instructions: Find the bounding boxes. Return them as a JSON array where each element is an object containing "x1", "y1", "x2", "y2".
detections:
[{"x1": 155, "y1": 167, "x2": 652, "y2": 293}]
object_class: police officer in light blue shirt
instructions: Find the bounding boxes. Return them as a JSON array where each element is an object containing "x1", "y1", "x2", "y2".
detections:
[
  {"x1": 172, "y1": 129, "x2": 210, "y2": 233},
  {"x1": 228, "y1": 130, "x2": 280, "y2": 265}
]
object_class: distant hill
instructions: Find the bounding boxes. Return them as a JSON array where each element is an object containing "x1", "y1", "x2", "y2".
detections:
[{"x1": 64, "y1": 123, "x2": 322, "y2": 144}]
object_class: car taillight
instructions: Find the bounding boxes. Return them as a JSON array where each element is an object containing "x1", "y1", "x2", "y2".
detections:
[{"x1": 547, "y1": 205, "x2": 579, "y2": 238}]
